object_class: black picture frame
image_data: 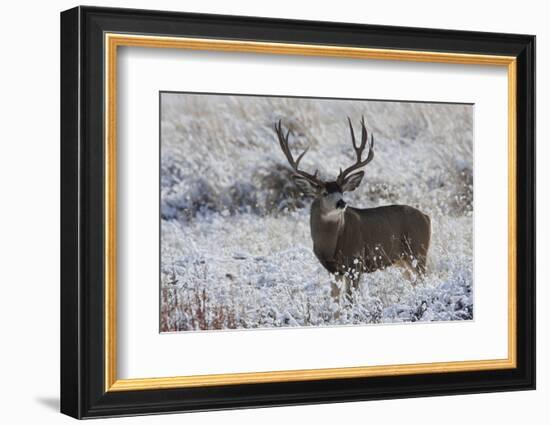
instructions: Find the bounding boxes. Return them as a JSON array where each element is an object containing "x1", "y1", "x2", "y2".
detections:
[{"x1": 61, "y1": 5, "x2": 535, "y2": 419}]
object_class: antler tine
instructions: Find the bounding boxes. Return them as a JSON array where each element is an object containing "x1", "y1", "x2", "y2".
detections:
[
  {"x1": 295, "y1": 145, "x2": 310, "y2": 168},
  {"x1": 347, "y1": 117, "x2": 357, "y2": 149},
  {"x1": 274, "y1": 120, "x2": 321, "y2": 185},
  {"x1": 338, "y1": 116, "x2": 375, "y2": 184},
  {"x1": 360, "y1": 116, "x2": 368, "y2": 150},
  {"x1": 361, "y1": 116, "x2": 374, "y2": 163}
]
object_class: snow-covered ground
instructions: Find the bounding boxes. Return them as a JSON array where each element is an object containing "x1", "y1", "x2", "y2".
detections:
[{"x1": 160, "y1": 93, "x2": 473, "y2": 332}]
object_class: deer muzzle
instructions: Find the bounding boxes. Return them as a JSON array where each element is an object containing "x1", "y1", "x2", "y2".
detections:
[{"x1": 336, "y1": 199, "x2": 347, "y2": 209}]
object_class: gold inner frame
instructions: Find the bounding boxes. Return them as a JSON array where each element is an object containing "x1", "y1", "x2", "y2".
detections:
[{"x1": 104, "y1": 33, "x2": 517, "y2": 392}]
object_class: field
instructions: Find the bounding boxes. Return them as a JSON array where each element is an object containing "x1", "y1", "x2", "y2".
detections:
[{"x1": 160, "y1": 93, "x2": 474, "y2": 332}]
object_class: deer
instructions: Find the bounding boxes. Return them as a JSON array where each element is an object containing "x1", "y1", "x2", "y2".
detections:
[{"x1": 274, "y1": 117, "x2": 431, "y2": 302}]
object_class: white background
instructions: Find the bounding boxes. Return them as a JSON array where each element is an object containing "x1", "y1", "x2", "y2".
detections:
[
  {"x1": 119, "y1": 48, "x2": 508, "y2": 378},
  {"x1": 0, "y1": 1, "x2": 545, "y2": 424}
]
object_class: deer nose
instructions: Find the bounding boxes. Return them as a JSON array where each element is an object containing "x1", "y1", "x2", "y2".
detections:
[{"x1": 336, "y1": 199, "x2": 346, "y2": 209}]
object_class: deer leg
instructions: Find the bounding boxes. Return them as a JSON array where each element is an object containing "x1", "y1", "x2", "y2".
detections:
[
  {"x1": 348, "y1": 274, "x2": 362, "y2": 299},
  {"x1": 352, "y1": 273, "x2": 362, "y2": 290},
  {"x1": 397, "y1": 259, "x2": 417, "y2": 283},
  {"x1": 331, "y1": 274, "x2": 356, "y2": 305},
  {"x1": 401, "y1": 236, "x2": 429, "y2": 279},
  {"x1": 330, "y1": 274, "x2": 346, "y2": 303},
  {"x1": 414, "y1": 254, "x2": 427, "y2": 275},
  {"x1": 407, "y1": 248, "x2": 428, "y2": 277},
  {"x1": 342, "y1": 274, "x2": 363, "y2": 303},
  {"x1": 329, "y1": 276, "x2": 348, "y2": 321},
  {"x1": 330, "y1": 280, "x2": 341, "y2": 300},
  {"x1": 344, "y1": 279, "x2": 353, "y2": 302}
]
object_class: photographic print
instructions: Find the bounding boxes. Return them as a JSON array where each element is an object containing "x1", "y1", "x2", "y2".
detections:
[
  {"x1": 160, "y1": 92, "x2": 473, "y2": 332},
  {"x1": 61, "y1": 9, "x2": 535, "y2": 416}
]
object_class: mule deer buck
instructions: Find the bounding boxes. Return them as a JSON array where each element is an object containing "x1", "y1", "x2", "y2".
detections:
[{"x1": 274, "y1": 117, "x2": 431, "y2": 301}]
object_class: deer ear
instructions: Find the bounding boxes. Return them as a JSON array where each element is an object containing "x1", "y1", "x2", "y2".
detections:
[
  {"x1": 341, "y1": 171, "x2": 364, "y2": 192},
  {"x1": 292, "y1": 175, "x2": 320, "y2": 195}
]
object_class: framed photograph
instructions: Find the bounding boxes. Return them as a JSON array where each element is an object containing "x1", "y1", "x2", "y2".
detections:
[{"x1": 60, "y1": 6, "x2": 535, "y2": 419}]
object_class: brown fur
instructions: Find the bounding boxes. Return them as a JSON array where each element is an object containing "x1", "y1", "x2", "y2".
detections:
[{"x1": 310, "y1": 202, "x2": 431, "y2": 299}]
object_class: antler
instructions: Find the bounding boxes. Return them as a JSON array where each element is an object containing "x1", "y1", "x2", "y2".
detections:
[
  {"x1": 274, "y1": 120, "x2": 322, "y2": 186},
  {"x1": 337, "y1": 116, "x2": 374, "y2": 185}
]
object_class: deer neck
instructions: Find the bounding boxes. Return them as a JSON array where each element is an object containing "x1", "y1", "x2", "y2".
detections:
[{"x1": 310, "y1": 199, "x2": 346, "y2": 262}]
